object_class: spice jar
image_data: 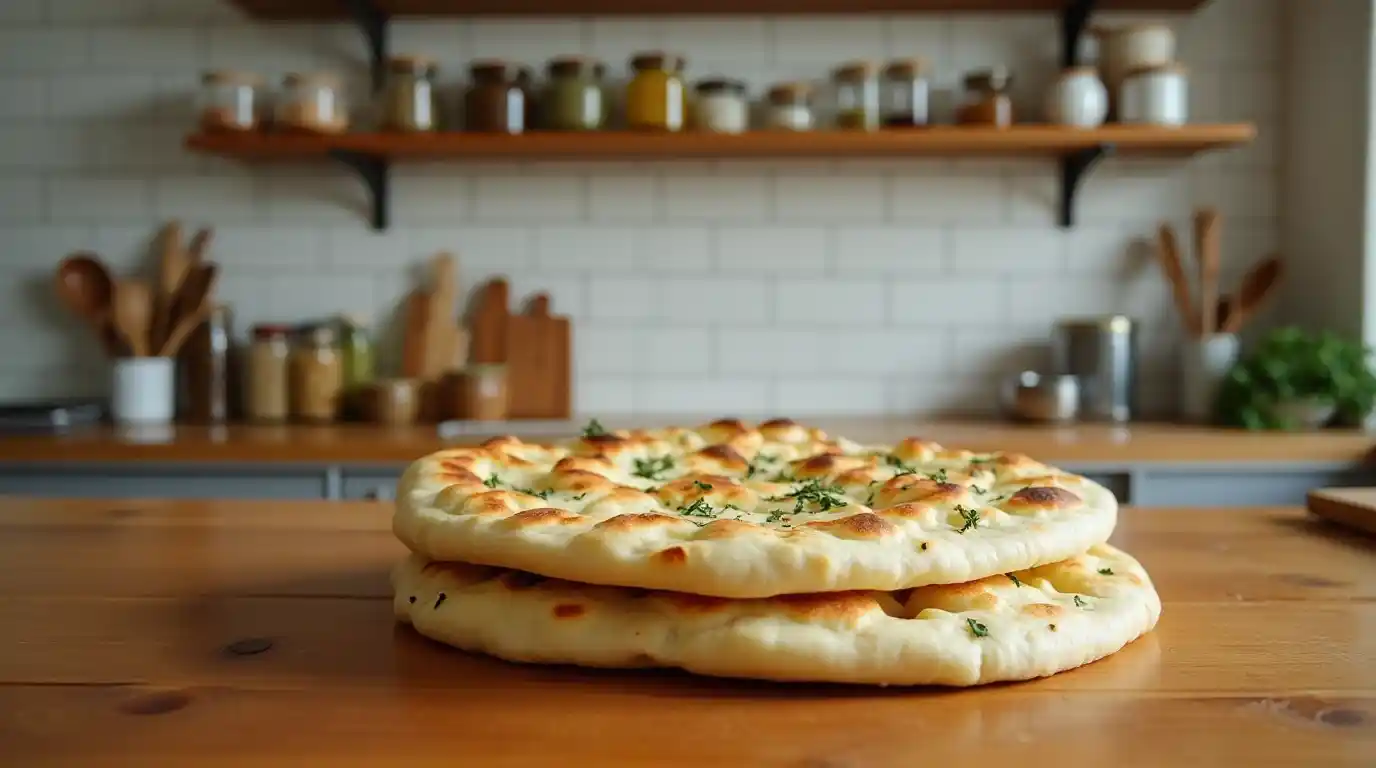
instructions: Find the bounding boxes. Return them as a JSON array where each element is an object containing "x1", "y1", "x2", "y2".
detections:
[
  {"x1": 245, "y1": 324, "x2": 291, "y2": 423},
  {"x1": 199, "y1": 70, "x2": 262, "y2": 133},
  {"x1": 542, "y1": 56, "x2": 606, "y2": 131},
  {"x1": 1119, "y1": 63, "x2": 1188, "y2": 126},
  {"x1": 367, "y1": 378, "x2": 421, "y2": 426},
  {"x1": 765, "y1": 82, "x2": 814, "y2": 131},
  {"x1": 381, "y1": 55, "x2": 439, "y2": 132},
  {"x1": 454, "y1": 364, "x2": 509, "y2": 421},
  {"x1": 276, "y1": 72, "x2": 349, "y2": 134},
  {"x1": 881, "y1": 58, "x2": 930, "y2": 127},
  {"x1": 832, "y1": 60, "x2": 880, "y2": 131},
  {"x1": 178, "y1": 304, "x2": 234, "y2": 424},
  {"x1": 465, "y1": 60, "x2": 525, "y2": 133},
  {"x1": 692, "y1": 78, "x2": 749, "y2": 134},
  {"x1": 956, "y1": 67, "x2": 1014, "y2": 128},
  {"x1": 516, "y1": 65, "x2": 539, "y2": 130},
  {"x1": 626, "y1": 52, "x2": 686, "y2": 131},
  {"x1": 290, "y1": 324, "x2": 344, "y2": 423}
]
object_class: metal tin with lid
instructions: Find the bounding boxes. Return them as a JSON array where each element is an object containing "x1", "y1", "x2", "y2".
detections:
[{"x1": 1050, "y1": 315, "x2": 1138, "y2": 423}]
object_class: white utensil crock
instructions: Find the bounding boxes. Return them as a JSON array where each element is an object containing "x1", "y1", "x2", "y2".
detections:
[
  {"x1": 1181, "y1": 334, "x2": 1239, "y2": 423},
  {"x1": 111, "y1": 357, "x2": 176, "y2": 425}
]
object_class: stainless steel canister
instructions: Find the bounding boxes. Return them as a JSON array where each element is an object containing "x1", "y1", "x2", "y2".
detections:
[{"x1": 1050, "y1": 315, "x2": 1137, "y2": 422}]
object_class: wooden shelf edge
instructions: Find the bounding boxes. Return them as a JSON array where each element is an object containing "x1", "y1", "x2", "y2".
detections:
[
  {"x1": 186, "y1": 124, "x2": 1257, "y2": 161},
  {"x1": 229, "y1": 0, "x2": 1209, "y2": 20}
]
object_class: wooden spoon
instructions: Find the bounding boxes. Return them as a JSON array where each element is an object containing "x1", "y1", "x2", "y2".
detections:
[
  {"x1": 187, "y1": 227, "x2": 213, "y2": 264},
  {"x1": 112, "y1": 278, "x2": 154, "y2": 358},
  {"x1": 54, "y1": 252, "x2": 120, "y2": 355},
  {"x1": 152, "y1": 222, "x2": 189, "y2": 354},
  {"x1": 1155, "y1": 224, "x2": 1200, "y2": 337},
  {"x1": 159, "y1": 303, "x2": 214, "y2": 358},
  {"x1": 1221, "y1": 256, "x2": 1284, "y2": 334}
]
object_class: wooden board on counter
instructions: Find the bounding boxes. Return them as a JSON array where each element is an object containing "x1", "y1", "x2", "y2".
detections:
[
  {"x1": 3, "y1": 499, "x2": 1373, "y2": 766},
  {"x1": 1308, "y1": 488, "x2": 1376, "y2": 536}
]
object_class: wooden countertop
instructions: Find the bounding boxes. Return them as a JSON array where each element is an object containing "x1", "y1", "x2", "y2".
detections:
[
  {"x1": 2, "y1": 417, "x2": 1374, "y2": 466},
  {"x1": 3, "y1": 498, "x2": 1374, "y2": 765}
]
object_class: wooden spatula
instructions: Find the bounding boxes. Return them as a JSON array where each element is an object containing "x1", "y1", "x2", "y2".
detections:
[
  {"x1": 1156, "y1": 224, "x2": 1200, "y2": 337},
  {"x1": 152, "y1": 221, "x2": 188, "y2": 353},
  {"x1": 400, "y1": 289, "x2": 432, "y2": 379},
  {"x1": 1194, "y1": 208, "x2": 1221, "y2": 335},
  {"x1": 1221, "y1": 256, "x2": 1283, "y2": 334},
  {"x1": 424, "y1": 252, "x2": 458, "y2": 379}
]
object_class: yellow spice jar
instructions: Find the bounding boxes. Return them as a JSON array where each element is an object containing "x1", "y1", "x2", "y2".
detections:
[{"x1": 626, "y1": 52, "x2": 686, "y2": 131}]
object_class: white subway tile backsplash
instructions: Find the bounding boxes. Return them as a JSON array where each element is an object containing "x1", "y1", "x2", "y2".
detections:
[
  {"x1": 0, "y1": 2, "x2": 1281, "y2": 416},
  {"x1": 888, "y1": 278, "x2": 1006, "y2": 327},
  {"x1": 775, "y1": 279, "x2": 885, "y2": 327},
  {"x1": 717, "y1": 227, "x2": 828, "y2": 274},
  {"x1": 834, "y1": 226, "x2": 944, "y2": 274}
]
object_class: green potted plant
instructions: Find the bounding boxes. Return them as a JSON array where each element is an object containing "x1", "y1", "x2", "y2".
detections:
[{"x1": 1215, "y1": 326, "x2": 1376, "y2": 430}]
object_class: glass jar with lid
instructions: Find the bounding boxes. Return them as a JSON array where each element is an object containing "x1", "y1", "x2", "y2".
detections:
[
  {"x1": 289, "y1": 324, "x2": 344, "y2": 423},
  {"x1": 542, "y1": 56, "x2": 605, "y2": 131},
  {"x1": 516, "y1": 65, "x2": 539, "y2": 130},
  {"x1": 465, "y1": 60, "x2": 526, "y2": 133},
  {"x1": 626, "y1": 51, "x2": 686, "y2": 131},
  {"x1": 764, "y1": 82, "x2": 814, "y2": 131},
  {"x1": 832, "y1": 60, "x2": 880, "y2": 131},
  {"x1": 692, "y1": 78, "x2": 749, "y2": 133},
  {"x1": 956, "y1": 67, "x2": 1014, "y2": 128},
  {"x1": 881, "y1": 58, "x2": 931, "y2": 127},
  {"x1": 245, "y1": 324, "x2": 291, "y2": 423},
  {"x1": 381, "y1": 55, "x2": 439, "y2": 132},
  {"x1": 276, "y1": 72, "x2": 349, "y2": 134},
  {"x1": 199, "y1": 70, "x2": 262, "y2": 133}
]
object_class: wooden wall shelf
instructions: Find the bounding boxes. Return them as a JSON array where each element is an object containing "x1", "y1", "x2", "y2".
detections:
[
  {"x1": 186, "y1": 125, "x2": 1255, "y2": 231},
  {"x1": 188, "y1": 126, "x2": 1255, "y2": 161},
  {"x1": 228, "y1": 0, "x2": 1207, "y2": 19}
]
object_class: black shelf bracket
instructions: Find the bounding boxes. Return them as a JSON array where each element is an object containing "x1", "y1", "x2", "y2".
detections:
[
  {"x1": 329, "y1": 150, "x2": 390, "y2": 231},
  {"x1": 1061, "y1": 0, "x2": 1095, "y2": 67},
  {"x1": 343, "y1": 0, "x2": 390, "y2": 91},
  {"x1": 1059, "y1": 144, "x2": 1112, "y2": 228}
]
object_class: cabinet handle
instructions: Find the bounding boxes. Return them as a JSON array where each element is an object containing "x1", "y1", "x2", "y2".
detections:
[{"x1": 362, "y1": 487, "x2": 393, "y2": 501}]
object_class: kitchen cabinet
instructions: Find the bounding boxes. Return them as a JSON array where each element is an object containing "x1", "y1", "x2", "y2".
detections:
[{"x1": 0, "y1": 463, "x2": 330, "y2": 500}]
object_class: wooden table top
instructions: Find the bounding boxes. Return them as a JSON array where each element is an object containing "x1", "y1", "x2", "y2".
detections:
[
  {"x1": 5, "y1": 417, "x2": 1374, "y2": 465},
  {"x1": 3, "y1": 498, "x2": 1374, "y2": 765}
]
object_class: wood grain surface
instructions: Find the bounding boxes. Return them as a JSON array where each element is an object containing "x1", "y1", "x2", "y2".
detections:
[
  {"x1": 3, "y1": 419, "x2": 1372, "y2": 466},
  {"x1": 185, "y1": 125, "x2": 1255, "y2": 161},
  {"x1": 2, "y1": 498, "x2": 1375, "y2": 765}
]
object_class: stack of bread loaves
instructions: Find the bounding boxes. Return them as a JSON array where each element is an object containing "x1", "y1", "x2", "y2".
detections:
[{"x1": 391, "y1": 418, "x2": 1160, "y2": 686}]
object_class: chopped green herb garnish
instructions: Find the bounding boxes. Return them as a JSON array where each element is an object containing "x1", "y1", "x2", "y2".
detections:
[
  {"x1": 1073, "y1": 595, "x2": 1088, "y2": 608},
  {"x1": 632, "y1": 455, "x2": 674, "y2": 480},
  {"x1": 1098, "y1": 567, "x2": 1114, "y2": 576},
  {"x1": 954, "y1": 504, "x2": 980, "y2": 533},
  {"x1": 483, "y1": 473, "x2": 502, "y2": 489},
  {"x1": 408, "y1": 595, "x2": 416, "y2": 604},
  {"x1": 746, "y1": 453, "x2": 777, "y2": 479},
  {"x1": 433, "y1": 592, "x2": 447, "y2": 609},
  {"x1": 971, "y1": 485, "x2": 987, "y2": 495},
  {"x1": 765, "y1": 509, "x2": 787, "y2": 524},
  {"x1": 581, "y1": 419, "x2": 608, "y2": 438},
  {"x1": 678, "y1": 498, "x2": 719, "y2": 521},
  {"x1": 989, "y1": 494, "x2": 1007, "y2": 503},
  {"x1": 1008, "y1": 574, "x2": 1022, "y2": 588},
  {"x1": 927, "y1": 468, "x2": 949, "y2": 483},
  {"x1": 771, "y1": 470, "x2": 796, "y2": 483},
  {"x1": 969, "y1": 457, "x2": 992, "y2": 465},
  {"x1": 571, "y1": 492, "x2": 588, "y2": 501},
  {"x1": 884, "y1": 454, "x2": 917, "y2": 475},
  {"x1": 516, "y1": 487, "x2": 552, "y2": 500},
  {"x1": 767, "y1": 479, "x2": 849, "y2": 515},
  {"x1": 966, "y1": 618, "x2": 989, "y2": 638},
  {"x1": 692, "y1": 480, "x2": 713, "y2": 492},
  {"x1": 920, "y1": 542, "x2": 929, "y2": 551}
]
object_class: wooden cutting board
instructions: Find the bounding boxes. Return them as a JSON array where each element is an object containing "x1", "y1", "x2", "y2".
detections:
[
  {"x1": 506, "y1": 292, "x2": 571, "y2": 419},
  {"x1": 1306, "y1": 488, "x2": 1376, "y2": 535},
  {"x1": 467, "y1": 279, "x2": 509, "y2": 365}
]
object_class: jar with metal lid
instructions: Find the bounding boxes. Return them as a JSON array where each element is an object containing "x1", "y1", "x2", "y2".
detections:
[
  {"x1": 832, "y1": 60, "x2": 880, "y2": 131},
  {"x1": 381, "y1": 55, "x2": 439, "y2": 132},
  {"x1": 465, "y1": 60, "x2": 525, "y2": 133},
  {"x1": 245, "y1": 324, "x2": 291, "y2": 423},
  {"x1": 956, "y1": 67, "x2": 1014, "y2": 128},
  {"x1": 199, "y1": 70, "x2": 262, "y2": 133},
  {"x1": 454, "y1": 364, "x2": 509, "y2": 421},
  {"x1": 367, "y1": 378, "x2": 421, "y2": 426},
  {"x1": 1119, "y1": 63, "x2": 1188, "y2": 126},
  {"x1": 626, "y1": 51, "x2": 686, "y2": 131},
  {"x1": 542, "y1": 56, "x2": 605, "y2": 131},
  {"x1": 276, "y1": 72, "x2": 349, "y2": 134},
  {"x1": 516, "y1": 65, "x2": 539, "y2": 130},
  {"x1": 765, "y1": 82, "x2": 814, "y2": 131},
  {"x1": 290, "y1": 324, "x2": 344, "y2": 423},
  {"x1": 692, "y1": 78, "x2": 749, "y2": 134},
  {"x1": 881, "y1": 58, "x2": 930, "y2": 127}
]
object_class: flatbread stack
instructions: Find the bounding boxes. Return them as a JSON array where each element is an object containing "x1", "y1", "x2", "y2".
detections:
[{"x1": 392, "y1": 418, "x2": 1160, "y2": 686}]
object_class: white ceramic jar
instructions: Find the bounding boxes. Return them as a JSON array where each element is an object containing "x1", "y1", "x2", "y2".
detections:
[
  {"x1": 1120, "y1": 64, "x2": 1189, "y2": 126},
  {"x1": 692, "y1": 78, "x2": 749, "y2": 133},
  {"x1": 1093, "y1": 23, "x2": 1175, "y2": 117},
  {"x1": 111, "y1": 357, "x2": 176, "y2": 425},
  {"x1": 1045, "y1": 67, "x2": 1108, "y2": 128},
  {"x1": 764, "y1": 82, "x2": 814, "y2": 131}
]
